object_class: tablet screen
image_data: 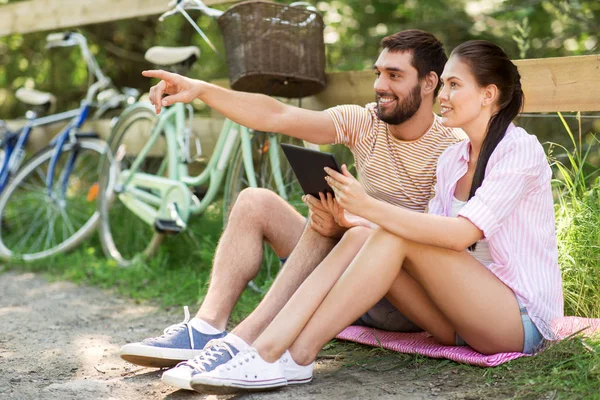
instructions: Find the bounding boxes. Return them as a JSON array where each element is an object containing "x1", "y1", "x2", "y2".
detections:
[{"x1": 281, "y1": 143, "x2": 341, "y2": 198}]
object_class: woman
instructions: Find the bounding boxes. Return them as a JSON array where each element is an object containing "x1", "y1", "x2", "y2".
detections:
[{"x1": 188, "y1": 40, "x2": 564, "y2": 392}]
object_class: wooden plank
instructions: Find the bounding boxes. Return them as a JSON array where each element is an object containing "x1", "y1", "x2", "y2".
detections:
[
  {"x1": 516, "y1": 55, "x2": 600, "y2": 112},
  {"x1": 0, "y1": 0, "x2": 233, "y2": 37},
  {"x1": 298, "y1": 55, "x2": 600, "y2": 113}
]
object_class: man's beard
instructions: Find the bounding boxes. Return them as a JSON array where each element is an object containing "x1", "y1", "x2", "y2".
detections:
[{"x1": 376, "y1": 83, "x2": 422, "y2": 125}]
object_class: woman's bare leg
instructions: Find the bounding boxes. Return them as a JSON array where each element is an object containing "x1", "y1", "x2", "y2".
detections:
[
  {"x1": 251, "y1": 226, "x2": 372, "y2": 362},
  {"x1": 277, "y1": 228, "x2": 523, "y2": 365}
]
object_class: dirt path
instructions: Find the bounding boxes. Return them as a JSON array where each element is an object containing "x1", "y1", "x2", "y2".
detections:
[{"x1": 0, "y1": 271, "x2": 503, "y2": 400}]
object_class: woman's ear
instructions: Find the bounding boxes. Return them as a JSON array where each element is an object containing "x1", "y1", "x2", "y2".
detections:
[
  {"x1": 482, "y1": 84, "x2": 499, "y2": 107},
  {"x1": 422, "y1": 71, "x2": 439, "y2": 96}
]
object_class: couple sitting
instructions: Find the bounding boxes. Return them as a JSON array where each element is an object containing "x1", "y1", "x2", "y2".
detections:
[{"x1": 120, "y1": 30, "x2": 563, "y2": 393}]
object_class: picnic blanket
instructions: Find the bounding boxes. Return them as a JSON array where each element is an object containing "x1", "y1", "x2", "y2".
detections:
[{"x1": 335, "y1": 317, "x2": 600, "y2": 367}]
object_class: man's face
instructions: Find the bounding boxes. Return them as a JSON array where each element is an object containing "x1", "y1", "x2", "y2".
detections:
[{"x1": 373, "y1": 49, "x2": 423, "y2": 125}]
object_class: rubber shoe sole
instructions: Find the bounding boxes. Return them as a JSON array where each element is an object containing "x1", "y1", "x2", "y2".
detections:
[
  {"x1": 161, "y1": 367, "x2": 194, "y2": 390},
  {"x1": 287, "y1": 376, "x2": 312, "y2": 385},
  {"x1": 120, "y1": 343, "x2": 204, "y2": 368},
  {"x1": 190, "y1": 376, "x2": 287, "y2": 394}
]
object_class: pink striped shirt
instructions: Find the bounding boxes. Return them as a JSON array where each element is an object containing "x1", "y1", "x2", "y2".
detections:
[{"x1": 428, "y1": 124, "x2": 564, "y2": 340}]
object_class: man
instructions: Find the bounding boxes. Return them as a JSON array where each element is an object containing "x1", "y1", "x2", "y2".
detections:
[{"x1": 120, "y1": 30, "x2": 465, "y2": 389}]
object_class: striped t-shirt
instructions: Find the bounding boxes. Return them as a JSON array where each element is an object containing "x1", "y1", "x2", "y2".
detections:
[{"x1": 326, "y1": 103, "x2": 466, "y2": 212}]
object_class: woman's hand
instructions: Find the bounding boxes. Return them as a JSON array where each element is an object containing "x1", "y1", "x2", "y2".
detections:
[
  {"x1": 320, "y1": 192, "x2": 376, "y2": 229},
  {"x1": 319, "y1": 193, "x2": 368, "y2": 228},
  {"x1": 142, "y1": 70, "x2": 203, "y2": 114},
  {"x1": 324, "y1": 165, "x2": 371, "y2": 217}
]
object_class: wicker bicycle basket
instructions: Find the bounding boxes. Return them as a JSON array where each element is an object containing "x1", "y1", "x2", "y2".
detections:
[{"x1": 217, "y1": 1, "x2": 326, "y2": 98}]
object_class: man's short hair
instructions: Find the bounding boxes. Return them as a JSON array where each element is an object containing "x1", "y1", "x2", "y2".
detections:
[{"x1": 381, "y1": 30, "x2": 447, "y2": 97}]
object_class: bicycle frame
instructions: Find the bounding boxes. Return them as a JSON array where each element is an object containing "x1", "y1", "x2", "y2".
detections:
[
  {"x1": 45, "y1": 101, "x2": 94, "y2": 198},
  {"x1": 110, "y1": 0, "x2": 301, "y2": 231},
  {"x1": 0, "y1": 31, "x2": 115, "y2": 198},
  {"x1": 0, "y1": 108, "x2": 81, "y2": 193},
  {"x1": 113, "y1": 101, "x2": 290, "y2": 229}
]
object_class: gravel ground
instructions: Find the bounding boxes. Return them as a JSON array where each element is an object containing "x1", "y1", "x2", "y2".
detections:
[{"x1": 0, "y1": 271, "x2": 511, "y2": 400}]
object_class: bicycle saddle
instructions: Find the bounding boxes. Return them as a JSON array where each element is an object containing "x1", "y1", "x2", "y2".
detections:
[
  {"x1": 144, "y1": 46, "x2": 200, "y2": 67},
  {"x1": 15, "y1": 88, "x2": 56, "y2": 107}
]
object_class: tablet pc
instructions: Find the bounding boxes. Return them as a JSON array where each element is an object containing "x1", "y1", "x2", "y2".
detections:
[{"x1": 281, "y1": 143, "x2": 341, "y2": 198}]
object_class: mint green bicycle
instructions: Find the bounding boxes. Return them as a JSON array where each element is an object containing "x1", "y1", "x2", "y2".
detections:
[{"x1": 98, "y1": 0, "x2": 322, "y2": 267}]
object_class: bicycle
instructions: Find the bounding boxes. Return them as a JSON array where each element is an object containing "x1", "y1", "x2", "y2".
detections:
[
  {"x1": 0, "y1": 32, "x2": 135, "y2": 261},
  {"x1": 0, "y1": 89, "x2": 77, "y2": 194},
  {"x1": 97, "y1": 0, "x2": 326, "y2": 270}
]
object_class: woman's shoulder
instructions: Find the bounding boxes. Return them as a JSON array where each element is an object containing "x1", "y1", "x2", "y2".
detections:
[
  {"x1": 490, "y1": 125, "x2": 548, "y2": 171},
  {"x1": 496, "y1": 125, "x2": 545, "y2": 158}
]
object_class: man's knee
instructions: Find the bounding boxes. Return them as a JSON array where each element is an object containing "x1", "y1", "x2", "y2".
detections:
[{"x1": 230, "y1": 188, "x2": 282, "y2": 220}]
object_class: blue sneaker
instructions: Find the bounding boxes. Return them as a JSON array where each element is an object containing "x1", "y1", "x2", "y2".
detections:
[
  {"x1": 161, "y1": 338, "x2": 239, "y2": 390},
  {"x1": 120, "y1": 307, "x2": 226, "y2": 368}
]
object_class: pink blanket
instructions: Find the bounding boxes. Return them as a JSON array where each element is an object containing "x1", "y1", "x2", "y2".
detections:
[{"x1": 335, "y1": 317, "x2": 600, "y2": 367}]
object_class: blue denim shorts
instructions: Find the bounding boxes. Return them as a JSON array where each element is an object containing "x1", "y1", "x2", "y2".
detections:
[{"x1": 456, "y1": 302, "x2": 544, "y2": 354}]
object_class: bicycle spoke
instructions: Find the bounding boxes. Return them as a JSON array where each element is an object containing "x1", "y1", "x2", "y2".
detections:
[
  {"x1": 43, "y1": 209, "x2": 58, "y2": 252},
  {"x1": 58, "y1": 202, "x2": 77, "y2": 238},
  {"x1": 14, "y1": 206, "x2": 47, "y2": 252},
  {"x1": 0, "y1": 139, "x2": 106, "y2": 260}
]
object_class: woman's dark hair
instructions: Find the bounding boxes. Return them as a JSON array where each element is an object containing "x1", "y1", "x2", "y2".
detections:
[
  {"x1": 381, "y1": 30, "x2": 447, "y2": 98},
  {"x1": 450, "y1": 40, "x2": 524, "y2": 249}
]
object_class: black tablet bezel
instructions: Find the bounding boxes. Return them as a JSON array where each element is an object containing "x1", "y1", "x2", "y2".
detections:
[{"x1": 280, "y1": 143, "x2": 342, "y2": 198}]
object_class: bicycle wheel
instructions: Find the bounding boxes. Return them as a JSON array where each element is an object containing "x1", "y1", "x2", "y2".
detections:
[
  {"x1": 224, "y1": 132, "x2": 317, "y2": 222},
  {"x1": 223, "y1": 132, "x2": 318, "y2": 288},
  {"x1": 0, "y1": 138, "x2": 108, "y2": 261},
  {"x1": 97, "y1": 104, "x2": 167, "y2": 267}
]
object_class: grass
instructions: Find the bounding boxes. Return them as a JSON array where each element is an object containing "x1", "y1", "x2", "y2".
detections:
[
  {"x1": 549, "y1": 113, "x2": 600, "y2": 318},
  {"x1": 3, "y1": 202, "x2": 270, "y2": 325},
  {"x1": 2, "y1": 115, "x2": 600, "y2": 398}
]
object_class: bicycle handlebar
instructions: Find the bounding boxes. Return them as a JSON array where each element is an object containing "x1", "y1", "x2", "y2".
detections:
[
  {"x1": 159, "y1": 0, "x2": 223, "y2": 21},
  {"x1": 45, "y1": 32, "x2": 113, "y2": 105}
]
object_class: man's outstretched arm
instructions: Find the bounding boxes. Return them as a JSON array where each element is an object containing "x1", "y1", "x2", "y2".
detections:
[{"x1": 143, "y1": 70, "x2": 337, "y2": 145}]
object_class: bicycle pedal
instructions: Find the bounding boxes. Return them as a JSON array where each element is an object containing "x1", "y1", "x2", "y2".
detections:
[
  {"x1": 191, "y1": 186, "x2": 208, "y2": 200},
  {"x1": 153, "y1": 219, "x2": 184, "y2": 235}
]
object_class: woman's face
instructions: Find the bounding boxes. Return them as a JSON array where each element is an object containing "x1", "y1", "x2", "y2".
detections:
[{"x1": 438, "y1": 56, "x2": 489, "y2": 130}]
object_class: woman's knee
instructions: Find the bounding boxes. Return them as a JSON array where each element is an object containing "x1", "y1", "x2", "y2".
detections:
[
  {"x1": 341, "y1": 226, "x2": 372, "y2": 243},
  {"x1": 371, "y1": 226, "x2": 408, "y2": 250}
]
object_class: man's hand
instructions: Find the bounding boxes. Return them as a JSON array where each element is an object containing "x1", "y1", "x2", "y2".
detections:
[
  {"x1": 303, "y1": 194, "x2": 346, "y2": 238},
  {"x1": 320, "y1": 192, "x2": 376, "y2": 229},
  {"x1": 142, "y1": 70, "x2": 203, "y2": 114}
]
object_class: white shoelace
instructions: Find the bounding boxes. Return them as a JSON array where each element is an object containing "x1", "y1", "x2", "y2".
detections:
[
  {"x1": 158, "y1": 306, "x2": 196, "y2": 349},
  {"x1": 177, "y1": 339, "x2": 237, "y2": 373},
  {"x1": 223, "y1": 348, "x2": 258, "y2": 372}
]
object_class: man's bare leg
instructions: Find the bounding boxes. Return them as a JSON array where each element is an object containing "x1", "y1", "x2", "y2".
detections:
[
  {"x1": 195, "y1": 188, "x2": 307, "y2": 331},
  {"x1": 229, "y1": 219, "x2": 338, "y2": 343},
  {"x1": 120, "y1": 188, "x2": 311, "y2": 368}
]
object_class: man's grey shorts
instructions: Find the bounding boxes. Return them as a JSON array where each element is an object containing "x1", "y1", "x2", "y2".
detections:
[{"x1": 352, "y1": 298, "x2": 423, "y2": 332}]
